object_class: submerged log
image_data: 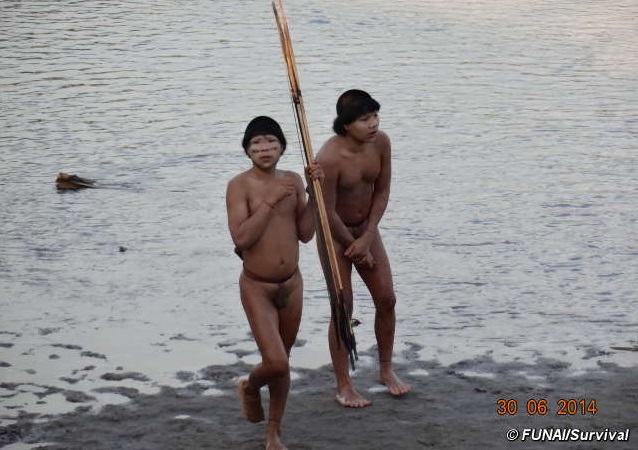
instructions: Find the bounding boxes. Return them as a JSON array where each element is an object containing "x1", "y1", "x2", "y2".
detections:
[{"x1": 56, "y1": 172, "x2": 96, "y2": 190}]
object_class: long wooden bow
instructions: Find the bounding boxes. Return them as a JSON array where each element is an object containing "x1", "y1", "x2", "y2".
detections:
[{"x1": 272, "y1": 0, "x2": 357, "y2": 369}]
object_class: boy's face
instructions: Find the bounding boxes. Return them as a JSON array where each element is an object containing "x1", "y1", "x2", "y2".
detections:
[
  {"x1": 344, "y1": 111, "x2": 379, "y2": 142},
  {"x1": 246, "y1": 134, "x2": 283, "y2": 169}
]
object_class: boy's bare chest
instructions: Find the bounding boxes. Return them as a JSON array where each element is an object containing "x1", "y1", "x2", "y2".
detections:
[
  {"x1": 338, "y1": 151, "x2": 380, "y2": 188},
  {"x1": 247, "y1": 179, "x2": 296, "y2": 214}
]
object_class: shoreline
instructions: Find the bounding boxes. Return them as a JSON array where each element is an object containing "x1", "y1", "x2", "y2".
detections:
[{"x1": 2, "y1": 347, "x2": 636, "y2": 450}]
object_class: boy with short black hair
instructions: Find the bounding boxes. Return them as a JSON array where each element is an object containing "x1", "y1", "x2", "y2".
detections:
[{"x1": 226, "y1": 116, "x2": 323, "y2": 450}]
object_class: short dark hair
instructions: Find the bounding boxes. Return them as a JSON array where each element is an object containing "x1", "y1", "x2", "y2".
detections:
[
  {"x1": 332, "y1": 89, "x2": 380, "y2": 135},
  {"x1": 242, "y1": 116, "x2": 287, "y2": 153}
]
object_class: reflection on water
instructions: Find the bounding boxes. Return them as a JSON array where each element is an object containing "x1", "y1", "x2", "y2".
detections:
[{"x1": 1, "y1": 0, "x2": 637, "y2": 418}]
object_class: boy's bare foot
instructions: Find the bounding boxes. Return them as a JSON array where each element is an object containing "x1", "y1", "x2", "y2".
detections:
[
  {"x1": 238, "y1": 378, "x2": 264, "y2": 422},
  {"x1": 379, "y1": 369, "x2": 411, "y2": 396},
  {"x1": 265, "y1": 420, "x2": 287, "y2": 450},
  {"x1": 334, "y1": 385, "x2": 372, "y2": 408}
]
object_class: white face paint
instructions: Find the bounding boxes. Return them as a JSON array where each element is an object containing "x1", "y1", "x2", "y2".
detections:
[{"x1": 247, "y1": 135, "x2": 283, "y2": 169}]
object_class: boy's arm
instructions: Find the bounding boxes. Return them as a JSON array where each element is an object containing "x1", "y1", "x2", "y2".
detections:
[
  {"x1": 296, "y1": 160, "x2": 326, "y2": 243},
  {"x1": 226, "y1": 177, "x2": 275, "y2": 252},
  {"x1": 361, "y1": 131, "x2": 391, "y2": 238},
  {"x1": 296, "y1": 172, "x2": 315, "y2": 243}
]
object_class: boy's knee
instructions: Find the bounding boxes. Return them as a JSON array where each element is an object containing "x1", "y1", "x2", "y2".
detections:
[
  {"x1": 266, "y1": 358, "x2": 289, "y2": 378},
  {"x1": 375, "y1": 293, "x2": 396, "y2": 313}
]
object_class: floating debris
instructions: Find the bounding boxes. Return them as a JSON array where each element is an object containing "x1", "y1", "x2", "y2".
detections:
[
  {"x1": 56, "y1": 172, "x2": 96, "y2": 190},
  {"x1": 611, "y1": 346, "x2": 638, "y2": 352}
]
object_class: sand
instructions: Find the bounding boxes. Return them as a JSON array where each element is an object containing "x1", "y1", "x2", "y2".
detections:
[{"x1": 2, "y1": 345, "x2": 636, "y2": 450}]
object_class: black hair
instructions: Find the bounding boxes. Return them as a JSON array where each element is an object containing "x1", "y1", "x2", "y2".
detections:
[
  {"x1": 332, "y1": 89, "x2": 381, "y2": 136},
  {"x1": 241, "y1": 116, "x2": 287, "y2": 153}
]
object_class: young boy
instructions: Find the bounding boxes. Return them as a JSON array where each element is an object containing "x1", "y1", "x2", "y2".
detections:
[
  {"x1": 316, "y1": 90, "x2": 411, "y2": 408},
  {"x1": 226, "y1": 116, "x2": 322, "y2": 449}
]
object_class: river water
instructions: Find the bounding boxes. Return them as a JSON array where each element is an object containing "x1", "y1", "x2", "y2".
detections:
[{"x1": 1, "y1": 0, "x2": 637, "y2": 424}]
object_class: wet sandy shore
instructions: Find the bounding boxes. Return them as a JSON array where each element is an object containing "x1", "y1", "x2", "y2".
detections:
[{"x1": 2, "y1": 346, "x2": 636, "y2": 450}]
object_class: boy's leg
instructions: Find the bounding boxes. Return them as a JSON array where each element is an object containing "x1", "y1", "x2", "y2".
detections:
[
  {"x1": 266, "y1": 271, "x2": 303, "y2": 449},
  {"x1": 239, "y1": 273, "x2": 290, "y2": 423},
  {"x1": 355, "y1": 231, "x2": 410, "y2": 396},
  {"x1": 324, "y1": 241, "x2": 371, "y2": 408}
]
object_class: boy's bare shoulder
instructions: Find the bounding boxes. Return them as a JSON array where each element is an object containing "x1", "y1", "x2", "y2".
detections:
[
  {"x1": 227, "y1": 170, "x2": 251, "y2": 191},
  {"x1": 377, "y1": 130, "x2": 390, "y2": 144},
  {"x1": 279, "y1": 168, "x2": 299, "y2": 177},
  {"x1": 374, "y1": 130, "x2": 391, "y2": 155},
  {"x1": 317, "y1": 136, "x2": 344, "y2": 164},
  {"x1": 231, "y1": 169, "x2": 253, "y2": 183},
  {"x1": 279, "y1": 169, "x2": 304, "y2": 188}
]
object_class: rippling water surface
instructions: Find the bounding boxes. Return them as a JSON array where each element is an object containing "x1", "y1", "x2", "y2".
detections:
[{"x1": 1, "y1": 0, "x2": 637, "y2": 419}]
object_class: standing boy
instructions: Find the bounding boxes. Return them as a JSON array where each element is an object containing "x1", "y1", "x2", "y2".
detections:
[
  {"x1": 316, "y1": 90, "x2": 411, "y2": 408},
  {"x1": 226, "y1": 116, "x2": 323, "y2": 449}
]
